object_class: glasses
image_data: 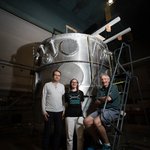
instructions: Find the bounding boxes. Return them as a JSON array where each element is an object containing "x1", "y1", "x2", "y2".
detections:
[
  {"x1": 71, "y1": 81, "x2": 78, "y2": 83},
  {"x1": 54, "y1": 74, "x2": 61, "y2": 76}
]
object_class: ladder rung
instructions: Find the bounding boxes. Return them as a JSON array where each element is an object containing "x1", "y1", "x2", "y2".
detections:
[{"x1": 114, "y1": 81, "x2": 125, "y2": 85}]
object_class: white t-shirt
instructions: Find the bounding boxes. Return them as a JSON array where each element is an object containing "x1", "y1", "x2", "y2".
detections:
[{"x1": 42, "y1": 82, "x2": 65, "y2": 114}]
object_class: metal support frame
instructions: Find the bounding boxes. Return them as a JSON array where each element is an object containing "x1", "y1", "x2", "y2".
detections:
[
  {"x1": 101, "y1": 42, "x2": 133, "y2": 150},
  {"x1": 82, "y1": 40, "x2": 133, "y2": 149}
]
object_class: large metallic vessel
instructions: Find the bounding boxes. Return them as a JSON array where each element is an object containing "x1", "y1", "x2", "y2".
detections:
[{"x1": 34, "y1": 33, "x2": 112, "y2": 112}]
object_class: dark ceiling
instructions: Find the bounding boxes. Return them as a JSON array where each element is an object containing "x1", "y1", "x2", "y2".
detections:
[
  {"x1": 0, "y1": 0, "x2": 105, "y2": 33},
  {"x1": 85, "y1": 0, "x2": 150, "y2": 42},
  {"x1": 0, "y1": 0, "x2": 149, "y2": 42},
  {"x1": 113, "y1": 0, "x2": 150, "y2": 41}
]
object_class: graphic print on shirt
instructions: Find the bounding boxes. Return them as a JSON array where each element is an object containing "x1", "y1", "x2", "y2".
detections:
[{"x1": 69, "y1": 94, "x2": 80, "y2": 105}]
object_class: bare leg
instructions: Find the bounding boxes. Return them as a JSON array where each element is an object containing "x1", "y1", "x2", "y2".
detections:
[
  {"x1": 94, "y1": 116, "x2": 109, "y2": 144},
  {"x1": 83, "y1": 116, "x2": 100, "y2": 146}
]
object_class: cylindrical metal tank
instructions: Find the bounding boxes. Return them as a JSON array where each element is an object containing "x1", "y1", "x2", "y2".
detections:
[
  {"x1": 34, "y1": 33, "x2": 112, "y2": 113},
  {"x1": 35, "y1": 33, "x2": 111, "y2": 92}
]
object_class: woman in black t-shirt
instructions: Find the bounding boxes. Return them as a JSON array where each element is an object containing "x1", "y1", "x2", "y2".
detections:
[{"x1": 65, "y1": 78, "x2": 84, "y2": 150}]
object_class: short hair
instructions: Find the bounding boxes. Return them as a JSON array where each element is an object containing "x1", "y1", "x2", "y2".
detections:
[
  {"x1": 100, "y1": 73, "x2": 110, "y2": 80},
  {"x1": 52, "y1": 69, "x2": 61, "y2": 77}
]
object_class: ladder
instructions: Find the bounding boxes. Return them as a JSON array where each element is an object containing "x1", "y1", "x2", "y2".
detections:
[
  {"x1": 83, "y1": 41, "x2": 133, "y2": 149},
  {"x1": 111, "y1": 73, "x2": 131, "y2": 150},
  {"x1": 102, "y1": 42, "x2": 133, "y2": 150},
  {"x1": 94, "y1": 43, "x2": 133, "y2": 150}
]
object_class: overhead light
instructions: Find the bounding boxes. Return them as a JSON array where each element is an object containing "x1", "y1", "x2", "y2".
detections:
[{"x1": 107, "y1": 0, "x2": 114, "y2": 6}]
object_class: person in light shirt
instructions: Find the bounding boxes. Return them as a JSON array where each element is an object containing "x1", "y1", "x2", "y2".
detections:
[{"x1": 41, "y1": 69, "x2": 65, "y2": 150}]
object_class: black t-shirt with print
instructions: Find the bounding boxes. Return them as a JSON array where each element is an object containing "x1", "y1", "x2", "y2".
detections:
[{"x1": 65, "y1": 90, "x2": 84, "y2": 117}]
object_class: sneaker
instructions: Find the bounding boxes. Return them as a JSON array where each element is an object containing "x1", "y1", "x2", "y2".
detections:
[{"x1": 102, "y1": 144, "x2": 111, "y2": 150}]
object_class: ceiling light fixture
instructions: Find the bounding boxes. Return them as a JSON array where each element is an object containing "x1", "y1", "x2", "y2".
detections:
[{"x1": 107, "y1": 0, "x2": 114, "y2": 6}]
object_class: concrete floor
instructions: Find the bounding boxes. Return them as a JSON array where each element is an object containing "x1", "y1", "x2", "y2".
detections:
[
  {"x1": 0, "y1": 123, "x2": 150, "y2": 150},
  {"x1": 0, "y1": 124, "x2": 42, "y2": 150}
]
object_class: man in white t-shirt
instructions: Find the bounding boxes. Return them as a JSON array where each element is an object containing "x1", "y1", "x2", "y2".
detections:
[{"x1": 42, "y1": 69, "x2": 65, "y2": 150}]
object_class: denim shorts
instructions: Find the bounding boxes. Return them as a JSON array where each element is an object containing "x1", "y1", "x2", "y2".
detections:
[{"x1": 89, "y1": 108, "x2": 120, "y2": 126}]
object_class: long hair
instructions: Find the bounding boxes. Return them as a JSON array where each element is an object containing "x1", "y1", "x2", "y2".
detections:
[{"x1": 69, "y1": 78, "x2": 79, "y2": 91}]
